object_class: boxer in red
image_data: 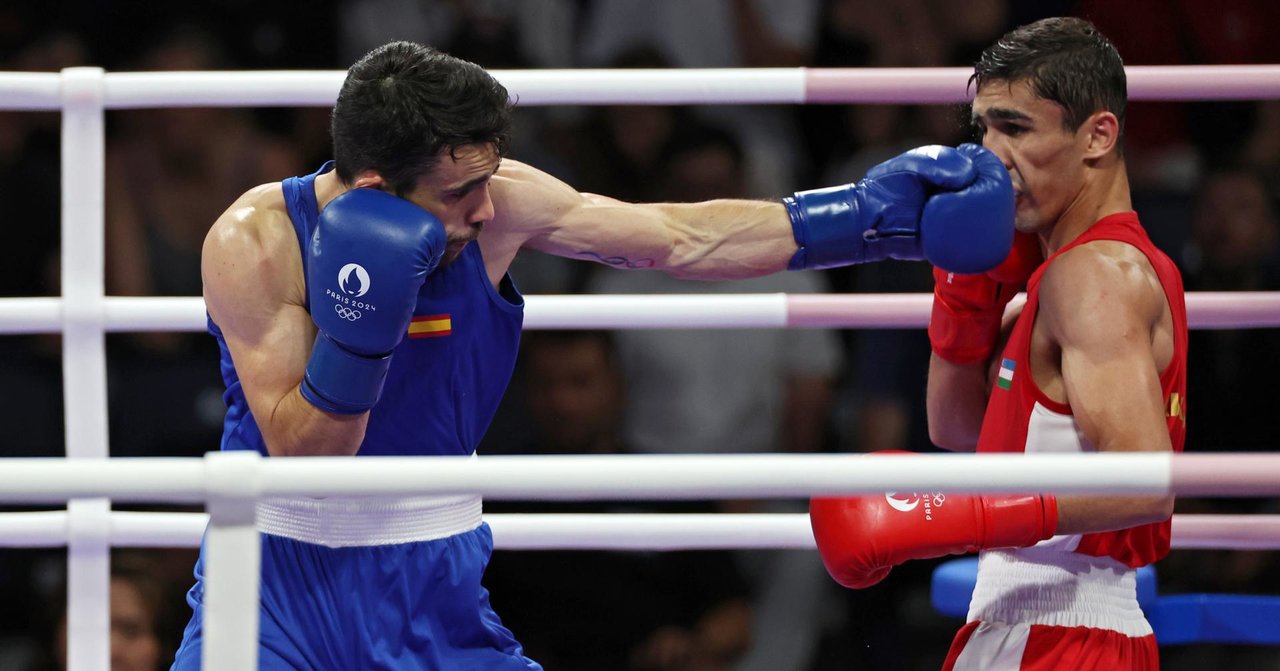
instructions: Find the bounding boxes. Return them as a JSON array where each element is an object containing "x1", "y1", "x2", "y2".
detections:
[{"x1": 810, "y1": 17, "x2": 1187, "y2": 670}]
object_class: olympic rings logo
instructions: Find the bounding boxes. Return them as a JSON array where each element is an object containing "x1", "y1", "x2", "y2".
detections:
[{"x1": 334, "y1": 304, "x2": 362, "y2": 321}]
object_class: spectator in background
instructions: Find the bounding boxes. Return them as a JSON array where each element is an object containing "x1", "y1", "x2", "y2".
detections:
[
  {"x1": 588, "y1": 122, "x2": 842, "y2": 458},
  {"x1": 102, "y1": 27, "x2": 303, "y2": 457},
  {"x1": 483, "y1": 330, "x2": 753, "y2": 671},
  {"x1": 0, "y1": 33, "x2": 87, "y2": 660},
  {"x1": 105, "y1": 26, "x2": 302, "y2": 351},
  {"x1": 27, "y1": 553, "x2": 178, "y2": 671},
  {"x1": 584, "y1": 121, "x2": 842, "y2": 671},
  {"x1": 577, "y1": 0, "x2": 820, "y2": 196},
  {"x1": 806, "y1": 0, "x2": 1003, "y2": 458},
  {"x1": 1079, "y1": 0, "x2": 1280, "y2": 189},
  {"x1": 1163, "y1": 173, "x2": 1280, "y2": 669},
  {"x1": 1181, "y1": 165, "x2": 1280, "y2": 454}
]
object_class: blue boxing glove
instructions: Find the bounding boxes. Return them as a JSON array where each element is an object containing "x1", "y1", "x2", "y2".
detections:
[
  {"x1": 785, "y1": 145, "x2": 976, "y2": 271},
  {"x1": 920, "y1": 143, "x2": 1015, "y2": 274},
  {"x1": 301, "y1": 188, "x2": 445, "y2": 415}
]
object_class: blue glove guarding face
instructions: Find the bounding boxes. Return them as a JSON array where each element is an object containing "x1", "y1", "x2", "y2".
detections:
[{"x1": 301, "y1": 188, "x2": 446, "y2": 415}]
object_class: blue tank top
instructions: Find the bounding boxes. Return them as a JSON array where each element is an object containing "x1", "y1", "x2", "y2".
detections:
[{"x1": 209, "y1": 162, "x2": 525, "y2": 456}]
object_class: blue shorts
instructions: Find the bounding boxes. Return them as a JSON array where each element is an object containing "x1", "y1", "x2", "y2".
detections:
[{"x1": 171, "y1": 523, "x2": 540, "y2": 670}]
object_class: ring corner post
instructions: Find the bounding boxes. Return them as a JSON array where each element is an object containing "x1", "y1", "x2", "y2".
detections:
[{"x1": 202, "y1": 451, "x2": 264, "y2": 671}]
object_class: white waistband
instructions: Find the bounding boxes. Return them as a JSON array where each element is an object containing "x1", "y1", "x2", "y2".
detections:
[
  {"x1": 968, "y1": 548, "x2": 1153, "y2": 637},
  {"x1": 255, "y1": 494, "x2": 483, "y2": 548}
]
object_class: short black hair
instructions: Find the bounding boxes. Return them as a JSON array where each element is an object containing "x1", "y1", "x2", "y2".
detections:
[
  {"x1": 971, "y1": 17, "x2": 1126, "y2": 141},
  {"x1": 331, "y1": 41, "x2": 513, "y2": 194}
]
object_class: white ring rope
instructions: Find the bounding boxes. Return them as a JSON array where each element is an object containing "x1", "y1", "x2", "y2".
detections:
[
  {"x1": 0, "y1": 292, "x2": 1278, "y2": 334},
  {"x1": 1, "y1": 511, "x2": 1277, "y2": 551},
  {"x1": 3, "y1": 65, "x2": 1280, "y2": 110},
  {"x1": 5, "y1": 452, "x2": 1280, "y2": 502}
]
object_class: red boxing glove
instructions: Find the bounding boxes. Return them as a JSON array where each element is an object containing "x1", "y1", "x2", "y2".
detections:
[
  {"x1": 928, "y1": 231, "x2": 1042, "y2": 365},
  {"x1": 810, "y1": 487, "x2": 1058, "y2": 589}
]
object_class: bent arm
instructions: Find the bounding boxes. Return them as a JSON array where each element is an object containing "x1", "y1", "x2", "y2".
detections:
[
  {"x1": 497, "y1": 161, "x2": 795, "y2": 279},
  {"x1": 202, "y1": 194, "x2": 368, "y2": 457},
  {"x1": 1040, "y1": 252, "x2": 1175, "y2": 535},
  {"x1": 926, "y1": 356, "x2": 988, "y2": 452},
  {"x1": 926, "y1": 303, "x2": 1021, "y2": 451}
]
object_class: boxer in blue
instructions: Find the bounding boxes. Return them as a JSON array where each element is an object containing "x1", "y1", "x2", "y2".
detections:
[{"x1": 172, "y1": 41, "x2": 1015, "y2": 669}]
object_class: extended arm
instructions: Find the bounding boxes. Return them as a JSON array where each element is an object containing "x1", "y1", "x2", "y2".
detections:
[
  {"x1": 1038, "y1": 245, "x2": 1176, "y2": 534},
  {"x1": 525, "y1": 187, "x2": 796, "y2": 279},
  {"x1": 202, "y1": 190, "x2": 368, "y2": 457},
  {"x1": 503, "y1": 144, "x2": 1014, "y2": 280}
]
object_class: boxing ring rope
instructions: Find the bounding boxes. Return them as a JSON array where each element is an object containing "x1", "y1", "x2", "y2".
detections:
[
  {"x1": 2, "y1": 510, "x2": 1280, "y2": 551},
  {"x1": 5, "y1": 65, "x2": 1280, "y2": 109},
  {"x1": 2, "y1": 64, "x2": 1278, "y2": 670},
  {"x1": 3, "y1": 292, "x2": 1280, "y2": 333}
]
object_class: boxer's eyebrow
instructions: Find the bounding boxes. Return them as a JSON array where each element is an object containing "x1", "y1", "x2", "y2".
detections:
[
  {"x1": 445, "y1": 163, "x2": 502, "y2": 194},
  {"x1": 972, "y1": 107, "x2": 1032, "y2": 124}
]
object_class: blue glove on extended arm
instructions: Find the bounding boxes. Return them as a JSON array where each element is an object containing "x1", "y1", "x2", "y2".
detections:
[
  {"x1": 785, "y1": 143, "x2": 1014, "y2": 274},
  {"x1": 920, "y1": 143, "x2": 1016, "y2": 273},
  {"x1": 301, "y1": 188, "x2": 445, "y2": 415}
]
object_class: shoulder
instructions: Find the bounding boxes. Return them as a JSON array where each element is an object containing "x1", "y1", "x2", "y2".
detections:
[
  {"x1": 491, "y1": 159, "x2": 585, "y2": 232},
  {"x1": 1039, "y1": 239, "x2": 1163, "y2": 344},
  {"x1": 205, "y1": 183, "x2": 295, "y2": 260},
  {"x1": 203, "y1": 183, "x2": 305, "y2": 307}
]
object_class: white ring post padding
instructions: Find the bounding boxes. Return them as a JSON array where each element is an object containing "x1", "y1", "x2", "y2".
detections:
[
  {"x1": 6, "y1": 66, "x2": 1280, "y2": 109},
  {"x1": 0, "y1": 452, "x2": 1203, "y2": 503},
  {"x1": 66, "y1": 499, "x2": 110, "y2": 671},
  {"x1": 1, "y1": 292, "x2": 1279, "y2": 334},
  {"x1": 61, "y1": 66, "x2": 110, "y2": 671},
  {"x1": 202, "y1": 451, "x2": 262, "y2": 671},
  {"x1": 3, "y1": 511, "x2": 1279, "y2": 551}
]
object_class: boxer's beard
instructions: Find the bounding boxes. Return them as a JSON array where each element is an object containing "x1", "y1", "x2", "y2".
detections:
[{"x1": 439, "y1": 223, "x2": 484, "y2": 267}]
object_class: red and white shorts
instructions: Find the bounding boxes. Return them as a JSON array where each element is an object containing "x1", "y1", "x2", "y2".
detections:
[
  {"x1": 943, "y1": 620, "x2": 1158, "y2": 670},
  {"x1": 943, "y1": 548, "x2": 1158, "y2": 670}
]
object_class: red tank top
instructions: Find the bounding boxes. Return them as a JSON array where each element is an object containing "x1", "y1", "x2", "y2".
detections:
[{"x1": 976, "y1": 211, "x2": 1188, "y2": 567}]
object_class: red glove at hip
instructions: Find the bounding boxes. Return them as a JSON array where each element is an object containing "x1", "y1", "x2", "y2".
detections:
[
  {"x1": 810, "y1": 482, "x2": 1058, "y2": 589},
  {"x1": 928, "y1": 231, "x2": 1042, "y2": 365}
]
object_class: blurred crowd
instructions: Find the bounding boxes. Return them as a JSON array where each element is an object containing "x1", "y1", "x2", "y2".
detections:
[{"x1": 2, "y1": 1, "x2": 1279, "y2": 669}]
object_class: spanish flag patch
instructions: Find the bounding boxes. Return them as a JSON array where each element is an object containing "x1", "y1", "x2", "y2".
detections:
[{"x1": 408, "y1": 314, "x2": 452, "y2": 339}]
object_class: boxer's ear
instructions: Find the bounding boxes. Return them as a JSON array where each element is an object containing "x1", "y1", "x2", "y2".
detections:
[{"x1": 1081, "y1": 110, "x2": 1119, "y2": 160}]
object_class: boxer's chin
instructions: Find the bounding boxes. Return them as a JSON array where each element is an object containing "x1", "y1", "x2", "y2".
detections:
[{"x1": 439, "y1": 242, "x2": 468, "y2": 268}]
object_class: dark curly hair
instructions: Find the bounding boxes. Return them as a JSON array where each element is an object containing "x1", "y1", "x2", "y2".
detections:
[
  {"x1": 331, "y1": 41, "x2": 513, "y2": 195},
  {"x1": 971, "y1": 17, "x2": 1126, "y2": 146}
]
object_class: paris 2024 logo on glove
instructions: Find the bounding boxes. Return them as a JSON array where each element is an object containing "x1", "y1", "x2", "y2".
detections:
[
  {"x1": 885, "y1": 492, "x2": 947, "y2": 521},
  {"x1": 325, "y1": 262, "x2": 378, "y2": 321}
]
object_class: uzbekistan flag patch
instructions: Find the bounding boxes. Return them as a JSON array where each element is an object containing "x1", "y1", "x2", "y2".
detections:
[{"x1": 996, "y1": 358, "x2": 1015, "y2": 390}]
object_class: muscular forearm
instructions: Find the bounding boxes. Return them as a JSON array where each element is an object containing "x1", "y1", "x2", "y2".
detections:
[
  {"x1": 1055, "y1": 494, "x2": 1174, "y2": 536},
  {"x1": 262, "y1": 387, "x2": 370, "y2": 457},
  {"x1": 652, "y1": 200, "x2": 796, "y2": 280},
  {"x1": 926, "y1": 354, "x2": 988, "y2": 451}
]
